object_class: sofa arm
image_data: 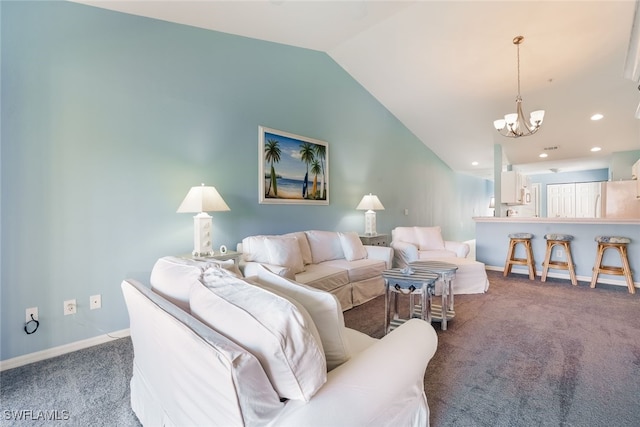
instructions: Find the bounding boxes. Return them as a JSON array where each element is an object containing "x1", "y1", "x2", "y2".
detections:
[
  {"x1": 444, "y1": 241, "x2": 470, "y2": 258},
  {"x1": 271, "y1": 319, "x2": 437, "y2": 427},
  {"x1": 241, "y1": 261, "x2": 295, "y2": 280},
  {"x1": 390, "y1": 241, "x2": 418, "y2": 268},
  {"x1": 364, "y1": 245, "x2": 393, "y2": 269}
]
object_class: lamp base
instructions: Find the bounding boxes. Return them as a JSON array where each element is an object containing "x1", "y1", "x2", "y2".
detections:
[
  {"x1": 364, "y1": 210, "x2": 377, "y2": 236},
  {"x1": 193, "y1": 212, "x2": 213, "y2": 256}
]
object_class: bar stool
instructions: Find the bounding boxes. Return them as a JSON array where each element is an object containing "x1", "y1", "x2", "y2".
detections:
[
  {"x1": 504, "y1": 233, "x2": 536, "y2": 280},
  {"x1": 590, "y1": 236, "x2": 635, "y2": 294},
  {"x1": 541, "y1": 234, "x2": 577, "y2": 286}
]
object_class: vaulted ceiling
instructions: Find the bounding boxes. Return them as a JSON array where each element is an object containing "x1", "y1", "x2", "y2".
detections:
[{"x1": 74, "y1": 0, "x2": 640, "y2": 180}]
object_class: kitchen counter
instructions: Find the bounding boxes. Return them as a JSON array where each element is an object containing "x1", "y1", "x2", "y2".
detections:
[
  {"x1": 473, "y1": 217, "x2": 639, "y2": 290},
  {"x1": 474, "y1": 217, "x2": 640, "y2": 224}
]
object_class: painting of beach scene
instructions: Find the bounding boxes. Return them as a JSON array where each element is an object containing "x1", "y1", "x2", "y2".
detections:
[{"x1": 259, "y1": 126, "x2": 329, "y2": 205}]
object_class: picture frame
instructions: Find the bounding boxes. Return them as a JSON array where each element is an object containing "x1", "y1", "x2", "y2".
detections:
[{"x1": 259, "y1": 126, "x2": 329, "y2": 205}]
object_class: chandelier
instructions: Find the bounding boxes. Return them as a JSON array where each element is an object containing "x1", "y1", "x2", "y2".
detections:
[{"x1": 494, "y1": 36, "x2": 545, "y2": 137}]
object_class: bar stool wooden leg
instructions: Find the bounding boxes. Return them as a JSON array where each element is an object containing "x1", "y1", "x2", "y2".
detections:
[
  {"x1": 564, "y1": 242, "x2": 578, "y2": 286},
  {"x1": 590, "y1": 243, "x2": 605, "y2": 289},
  {"x1": 620, "y1": 244, "x2": 635, "y2": 294},
  {"x1": 503, "y1": 239, "x2": 516, "y2": 277},
  {"x1": 524, "y1": 239, "x2": 536, "y2": 280},
  {"x1": 541, "y1": 240, "x2": 553, "y2": 282}
]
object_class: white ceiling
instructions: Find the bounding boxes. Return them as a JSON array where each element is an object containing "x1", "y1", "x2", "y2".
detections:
[{"x1": 74, "y1": 0, "x2": 640, "y2": 180}]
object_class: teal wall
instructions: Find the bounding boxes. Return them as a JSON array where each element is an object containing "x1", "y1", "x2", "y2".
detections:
[{"x1": 0, "y1": 1, "x2": 490, "y2": 361}]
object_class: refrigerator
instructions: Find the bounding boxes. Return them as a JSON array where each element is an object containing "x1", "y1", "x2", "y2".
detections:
[{"x1": 603, "y1": 180, "x2": 640, "y2": 219}]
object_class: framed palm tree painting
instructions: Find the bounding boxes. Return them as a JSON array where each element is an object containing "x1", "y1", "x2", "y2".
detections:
[{"x1": 259, "y1": 126, "x2": 329, "y2": 205}]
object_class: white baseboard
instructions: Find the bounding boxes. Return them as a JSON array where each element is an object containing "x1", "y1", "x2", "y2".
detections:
[
  {"x1": 0, "y1": 329, "x2": 130, "y2": 372},
  {"x1": 486, "y1": 265, "x2": 638, "y2": 288}
]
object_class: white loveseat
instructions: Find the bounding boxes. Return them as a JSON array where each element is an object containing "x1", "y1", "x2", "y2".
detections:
[
  {"x1": 121, "y1": 256, "x2": 438, "y2": 426},
  {"x1": 238, "y1": 230, "x2": 393, "y2": 310},
  {"x1": 391, "y1": 226, "x2": 470, "y2": 268}
]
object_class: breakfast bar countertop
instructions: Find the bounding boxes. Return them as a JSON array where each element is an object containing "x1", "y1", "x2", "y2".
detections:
[{"x1": 473, "y1": 217, "x2": 640, "y2": 225}]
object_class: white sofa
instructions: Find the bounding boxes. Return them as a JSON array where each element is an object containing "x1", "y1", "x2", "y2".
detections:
[
  {"x1": 121, "y1": 256, "x2": 438, "y2": 426},
  {"x1": 391, "y1": 226, "x2": 470, "y2": 268},
  {"x1": 238, "y1": 230, "x2": 393, "y2": 310}
]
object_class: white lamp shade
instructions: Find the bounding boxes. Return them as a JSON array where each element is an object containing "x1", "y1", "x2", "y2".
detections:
[
  {"x1": 356, "y1": 193, "x2": 385, "y2": 211},
  {"x1": 505, "y1": 113, "x2": 518, "y2": 125},
  {"x1": 177, "y1": 184, "x2": 230, "y2": 213},
  {"x1": 493, "y1": 119, "x2": 506, "y2": 130}
]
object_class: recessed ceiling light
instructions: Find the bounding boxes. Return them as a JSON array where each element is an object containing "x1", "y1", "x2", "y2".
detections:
[
  {"x1": 591, "y1": 146, "x2": 602, "y2": 152},
  {"x1": 471, "y1": 161, "x2": 479, "y2": 166},
  {"x1": 539, "y1": 153, "x2": 548, "y2": 158},
  {"x1": 591, "y1": 113, "x2": 604, "y2": 121}
]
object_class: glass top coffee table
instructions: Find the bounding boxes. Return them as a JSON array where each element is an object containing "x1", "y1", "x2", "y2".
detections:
[{"x1": 383, "y1": 268, "x2": 439, "y2": 335}]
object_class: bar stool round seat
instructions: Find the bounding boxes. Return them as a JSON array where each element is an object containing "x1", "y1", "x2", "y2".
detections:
[
  {"x1": 590, "y1": 236, "x2": 635, "y2": 294},
  {"x1": 541, "y1": 234, "x2": 577, "y2": 286},
  {"x1": 504, "y1": 233, "x2": 536, "y2": 280}
]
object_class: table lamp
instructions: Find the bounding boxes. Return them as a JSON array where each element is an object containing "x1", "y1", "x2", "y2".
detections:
[
  {"x1": 177, "y1": 183, "x2": 230, "y2": 256},
  {"x1": 356, "y1": 193, "x2": 385, "y2": 236}
]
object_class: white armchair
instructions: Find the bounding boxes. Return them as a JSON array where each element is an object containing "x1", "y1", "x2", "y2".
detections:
[{"x1": 391, "y1": 226, "x2": 470, "y2": 268}]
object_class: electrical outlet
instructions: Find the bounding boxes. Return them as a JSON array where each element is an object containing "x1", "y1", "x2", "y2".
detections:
[
  {"x1": 556, "y1": 249, "x2": 564, "y2": 259},
  {"x1": 64, "y1": 299, "x2": 77, "y2": 315},
  {"x1": 26, "y1": 307, "x2": 38, "y2": 323},
  {"x1": 90, "y1": 294, "x2": 101, "y2": 310}
]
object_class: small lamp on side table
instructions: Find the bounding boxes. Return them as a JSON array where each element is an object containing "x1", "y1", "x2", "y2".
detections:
[
  {"x1": 356, "y1": 193, "x2": 384, "y2": 236},
  {"x1": 177, "y1": 183, "x2": 230, "y2": 257}
]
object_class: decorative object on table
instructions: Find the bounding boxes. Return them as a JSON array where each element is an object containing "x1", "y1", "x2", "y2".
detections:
[
  {"x1": 258, "y1": 126, "x2": 328, "y2": 205},
  {"x1": 177, "y1": 183, "x2": 230, "y2": 257},
  {"x1": 493, "y1": 35, "x2": 545, "y2": 138},
  {"x1": 356, "y1": 193, "x2": 385, "y2": 236}
]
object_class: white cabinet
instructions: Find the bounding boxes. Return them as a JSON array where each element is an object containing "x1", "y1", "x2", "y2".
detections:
[{"x1": 501, "y1": 171, "x2": 530, "y2": 205}]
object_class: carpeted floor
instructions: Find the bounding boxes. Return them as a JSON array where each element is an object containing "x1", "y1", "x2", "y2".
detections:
[
  {"x1": 2, "y1": 270, "x2": 639, "y2": 426},
  {"x1": 344, "y1": 270, "x2": 640, "y2": 427}
]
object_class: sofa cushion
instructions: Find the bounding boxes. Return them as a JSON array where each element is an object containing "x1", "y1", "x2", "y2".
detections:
[
  {"x1": 295, "y1": 264, "x2": 350, "y2": 293},
  {"x1": 252, "y1": 264, "x2": 352, "y2": 371},
  {"x1": 393, "y1": 227, "x2": 420, "y2": 246},
  {"x1": 305, "y1": 230, "x2": 344, "y2": 264},
  {"x1": 418, "y1": 250, "x2": 457, "y2": 260},
  {"x1": 322, "y1": 258, "x2": 386, "y2": 283},
  {"x1": 191, "y1": 267, "x2": 327, "y2": 402},
  {"x1": 338, "y1": 231, "x2": 368, "y2": 261},
  {"x1": 265, "y1": 236, "x2": 305, "y2": 274},
  {"x1": 416, "y1": 226, "x2": 446, "y2": 251},
  {"x1": 149, "y1": 256, "x2": 240, "y2": 313}
]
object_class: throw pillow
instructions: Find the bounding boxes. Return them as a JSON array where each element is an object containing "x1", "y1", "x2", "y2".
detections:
[
  {"x1": 393, "y1": 226, "x2": 420, "y2": 246},
  {"x1": 253, "y1": 264, "x2": 352, "y2": 371},
  {"x1": 264, "y1": 236, "x2": 305, "y2": 274},
  {"x1": 283, "y1": 231, "x2": 313, "y2": 265},
  {"x1": 149, "y1": 256, "x2": 240, "y2": 313},
  {"x1": 338, "y1": 231, "x2": 368, "y2": 261},
  {"x1": 305, "y1": 230, "x2": 345, "y2": 264},
  {"x1": 192, "y1": 268, "x2": 327, "y2": 402},
  {"x1": 416, "y1": 226, "x2": 446, "y2": 250}
]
